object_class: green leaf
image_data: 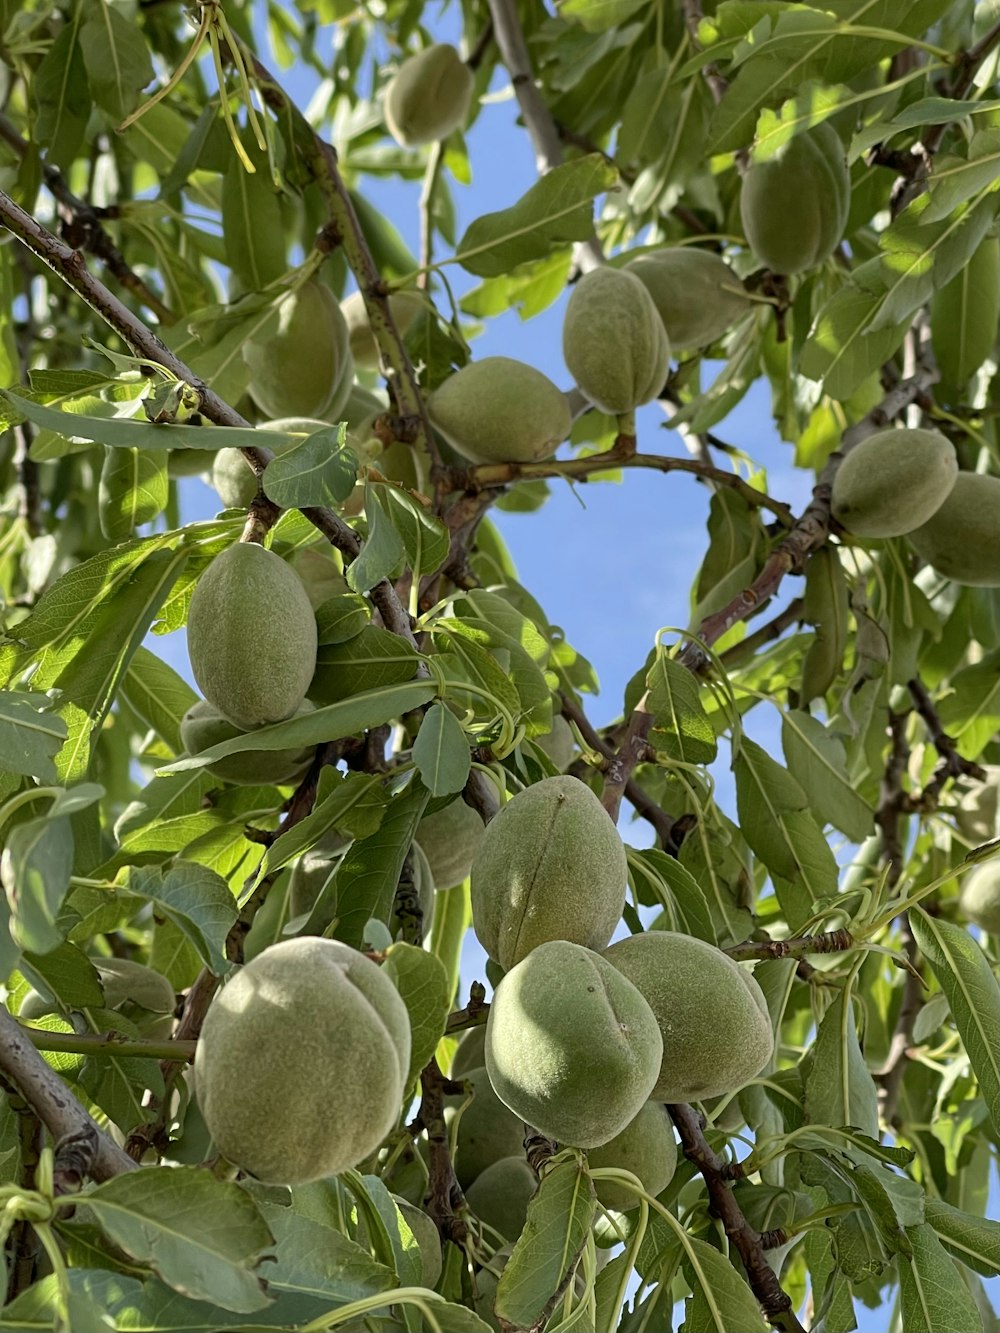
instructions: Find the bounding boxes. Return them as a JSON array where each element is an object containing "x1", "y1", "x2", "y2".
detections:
[
  {"x1": 0, "y1": 1269, "x2": 137, "y2": 1332},
  {"x1": 314, "y1": 592, "x2": 372, "y2": 645},
  {"x1": 680, "y1": 1234, "x2": 770, "y2": 1332},
  {"x1": 32, "y1": 15, "x2": 90, "y2": 167},
  {"x1": 898, "y1": 1223, "x2": 984, "y2": 1333},
  {"x1": 262, "y1": 425, "x2": 359, "y2": 509},
  {"x1": 559, "y1": 0, "x2": 650, "y2": 32},
  {"x1": 123, "y1": 862, "x2": 237, "y2": 974},
  {"x1": 800, "y1": 270, "x2": 909, "y2": 402},
  {"x1": 119, "y1": 648, "x2": 198, "y2": 756},
  {"x1": 311, "y1": 625, "x2": 421, "y2": 703},
  {"x1": 924, "y1": 1198, "x2": 1000, "y2": 1278},
  {"x1": 454, "y1": 155, "x2": 617, "y2": 278},
  {"x1": 935, "y1": 651, "x2": 1000, "y2": 760},
  {"x1": 805, "y1": 990, "x2": 879, "y2": 1138},
  {"x1": 334, "y1": 783, "x2": 431, "y2": 949},
  {"x1": 629, "y1": 847, "x2": 717, "y2": 945},
  {"x1": 931, "y1": 236, "x2": 1000, "y2": 387},
  {"x1": 79, "y1": 0, "x2": 155, "y2": 121},
  {"x1": 781, "y1": 710, "x2": 873, "y2": 842},
  {"x1": 345, "y1": 483, "x2": 406, "y2": 594},
  {"x1": 221, "y1": 147, "x2": 288, "y2": 293},
  {"x1": 733, "y1": 738, "x2": 838, "y2": 928},
  {"x1": 647, "y1": 651, "x2": 718, "y2": 764},
  {"x1": 85, "y1": 1168, "x2": 273, "y2": 1313},
  {"x1": 159, "y1": 681, "x2": 436, "y2": 775},
  {"x1": 382, "y1": 942, "x2": 451, "y2": 1087},
  {"x1": 0, "y1": 691, "x2": 67, "y2": 782},
  {"x1": 98, "y1": 446, "x2": 168, "y2": 543},
  {"x1": 412, "y1": 703, "x2": 471, "y2": 797},
  {"x1": 911, "y1": 908, "x2": 1000, "y2": 1137},
  {"x1": 1, "y1": 814, "x2": 74, "y2": 955},
  {"x1": 370, "y1": 484, "x2": 450, "y2": 582},
  {"x1": 495, "y1": 1158, "x2": 597, "y2": 1330},
  {"x1": 261, "y1": 771, "x2": 386, "y2": 877}
]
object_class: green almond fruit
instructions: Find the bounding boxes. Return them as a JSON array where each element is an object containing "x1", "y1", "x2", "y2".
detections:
[
  {"x1": 384, "y1": 44, "x2": 474, "y2": 147},
  {"x1": 465, "y1": 1155, "x2": 537, "y2": 1242},
  {"x1": 908, "y1": 472, "x2": 1000, "y2": 587},
  {"x1": 832, "y1": 427, "x2": 958, "y2": 538},
  {"x1": 626, "y1": 248, "x2": 752, "y2": 351},
  {"x1": 959, "y1": 861, "x2": 1000, "y2": 933},
  {"x1": 195, "y1": 937, "x2": 410, "y2": 1183},
  {"x1": 341, "y1": 289, "x2": 425, "y2": 370},
  {"x1": 563, "y1": 267, "x2": 670, "y2": 415},
  {"x1": 180, "y1": 699, "x2": 314, "y2": 786},
  {"x1": 586, "y1": 1101, "x2": 678, "y2": 1212},
  {"x1": 953, "y1": 766, "x2": 999, "y2": 845},
  {"x1": 416, "y1": 798, "x2": 486, "y2": 890},
  {"x1": 471, "y1": 775, "x2": 627, "y2": 971},
  {"x1": 603, "y1": 930, "x2": 773, "y2": 1102},
  {"x1": 243, "y1": 280, "x2": 353, "y2": 420},
  {"x1": 187, "y1": 543, "x2": 318, "y2": 728},
  {"x1": 428, "y1": 357, "x2": 571, "y2": 465},
  {"x1": 451, "y1": 1025, "x2": 487, "y2": 1079},
  {"x1": 485, "y1": 941, "x2": 663, "y2": 1148},
  {"x1": 740, "y1": 123, "x2": 850, "y2": 274}
]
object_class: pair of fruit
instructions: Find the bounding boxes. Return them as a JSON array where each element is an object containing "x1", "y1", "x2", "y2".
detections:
[
  {"x1": 468, "y1": 776, "x2": 773, "y2": 1148},
  {"x1": 831, "y1": 428, "x2": 1000, "y2": 587}
]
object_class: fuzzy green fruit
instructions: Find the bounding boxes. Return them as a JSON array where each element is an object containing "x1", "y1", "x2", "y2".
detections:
[
  {"x1": 465, "y1": 1155, "x2": 536, "y2": 1241},
  {"x1": 187, "y1": 543, "x2": 318, "y2": 728},
  {"x1": 416, "y1": 798, "x2": 485, "y2": 890},
  {"x1": 954, "y1": 766, "x2": 999, "y2": 845},
  {"x1": 428, "y1": 357, "x2": 571, "y2": 465},
  {"x1": 586, "y1": 1102, "x2": 678, "y2": 1212},
  {"x1": 960, "y1": 862, "x2": 1000, "y2": 933},
  {"x1": 243, "y1": 281, "x2": 353, "y2": 420},
  {"x1": 908, "y1": 472, "x2": 1000, "y2": 587},
  {"x1": 290, "y1": 546, "x2": 350, "y2": 611},
  {"x1": 195, "y1": 937, "x2": 410, "y2": 1183},
  {"x1": 485, "y1": 941, "x2": 663, "y2": 1148},
  {"x1": 211, "y1": 419, "x2": 338, "y2": 509},
  {"x1": 451, "y1": 1025, "x2": 487, "y2": 1079},
  {"x1": 384, "y1": 44, "x2": 474, "y2": 147},
  {"x1": 446, "y1": 1065, "x2": 526, "y2": 1190},
  {"x1": 471, "y1": 775, "x2": 627, "y2": 971},
  {"x1": 832, "y1": 428, "x2": 959, "y2": 538},
  {"x1": 180, "y1": 699, "x2": 314, "y2": 786},
  {"x1": 626, "y1": 249, "x2": 752, "y2": 350},
  {"x1": 341, "y1": 290, "x2": 425, "y2": 369},
  {"x1": 563, "y1": 267, "x2": 670, "y2": 415},
  {"x1": 603, "y1": 931, "x2": 773, "y2": 1102},
  {"x1": 740, "y1": 123, "x2": 850, "y2": 274}
]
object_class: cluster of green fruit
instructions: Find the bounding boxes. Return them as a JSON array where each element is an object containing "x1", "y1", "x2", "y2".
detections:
[
  {"x1": 831, "y1": 427, "x2": 1000, "y2": 587},
  {"x1": 460, "y1": 777, "x2": 773, "y2": 1205}
]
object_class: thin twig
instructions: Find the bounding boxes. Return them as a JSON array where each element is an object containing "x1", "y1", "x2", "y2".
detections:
[
  {"x1": 668, "y1": 1103, "x2": 807, "y2": 1333},
  {"x1": 724, "y1": 929, "x2": 855, "y2": 963}
]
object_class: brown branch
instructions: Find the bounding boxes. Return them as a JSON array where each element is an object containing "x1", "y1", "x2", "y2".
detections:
[
  {"x1": 415, "y1": 1058, "x2": 468, "y2": 1245},
  {"x1": 0, "y1": 114, "x2": 175, "y2": 323},
  {"x1": 457, "y1": 447, "x2": 795, "y2": 527},
  {"x1": 723, "y1": 928, "x2": 855, "y2": 963},
  {"x1": 0, "y1": 1074, "x2": 43, "y2": 1298},
  {"x1": 907, "y1": 676, "x2": 986, "y2": 808},
  {"x1": 668, "y1": 1103, "x2": 807, "y2": 1333},
  {"x1": 718, "y1": 597, "x2": 805, "y2": 669},
  {"x1": 445, "y1": 981, "x2": 490, "y2": 1036},
  {"x1": 0, "y1": 1007, "x2": 136, "y2": 1180}
]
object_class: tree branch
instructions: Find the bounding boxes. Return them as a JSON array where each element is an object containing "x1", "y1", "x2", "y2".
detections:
[
  {"x1": 0, "y1": 1007, "x2": 137, "y2": 1180},
  {"x1": 668, "y1": 1103, "x2": 807, "y2": 1333},
  {"x1": 723, "y1": 929, "x2": 855, "y2": 963}
]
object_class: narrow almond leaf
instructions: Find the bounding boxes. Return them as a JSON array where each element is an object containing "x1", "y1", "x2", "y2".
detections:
[
  {"x1": 454, "y1": 155, "x2": 617, "y2": 278},
  {"x1": 382, "y1": 942, "x2": 451, "y2": 1087},
  {"x1": 898, "y1": 1223, "x2": 984, "y2": 1333},
  {"x1": 495, "y1": 1159, "x2": 596, "y2": 1329},
  {"x1": 371, "y1": 483, "x2": 450, "y2": 581},
  {"x1": 0, "y1": 691, "x2": 68, "y2": 782},
  {"x1": 647, "y1": 651, "x2": 718, "y2": 764},
  {"x1": 924, "y1": 1198, "x2": 1000, "y2": 1278},
  {"x1": 334, "y1": 783, "x2": 431, "y2": 949},
  {"x1": 781, "y1": 710, "x2": 872, "y2": 842},
  {"x1": 412, "y1": 702, "x2": 471, "y2": 797},
  {"x1": 345, "y1": 482, "x2": 406, "y2": 594},
  {"x1": 805, "y1": 990, "x2": 879, "y2": 1139},
  {"x1": 98, "y1": 446, "x2": 168, "y2": 542},
  {"x1": 158, "y1": 681, "x2": 437, "y2": 774},
  {"x1": 911, "y1": 908, "x2": 1000, "y2": 1137},
  {"x1": 680, "y1": 1233, "x2": 769, "y2": 1332},
  {"x1": 79, "y1": 0, "x2": 155, "y2": 121},
  {"x1": 263, "y1": 425, "x2": 358, "y2": 509},
  {"x1": 85, "y1": 1168, "x2": 274, "y2": 1313}
]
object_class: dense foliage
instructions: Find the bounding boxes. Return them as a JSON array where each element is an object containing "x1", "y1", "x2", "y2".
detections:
[{"x1": 0, "y1": 1, "x2": 998, "y2": 1330}]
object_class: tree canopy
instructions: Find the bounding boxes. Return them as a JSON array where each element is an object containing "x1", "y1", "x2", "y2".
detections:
[{"x1": 0, "y1": 1, "x2": 998, "y2": 1331}]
